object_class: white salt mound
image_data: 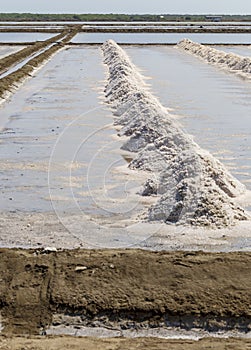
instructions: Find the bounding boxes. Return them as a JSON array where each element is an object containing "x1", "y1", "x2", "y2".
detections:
[
  {"x1": 177, "y1": 39, "x2": 251, "y2": 77},
  {"x1": 102, "y1": 39, "x2": 249, "y2": 228}
]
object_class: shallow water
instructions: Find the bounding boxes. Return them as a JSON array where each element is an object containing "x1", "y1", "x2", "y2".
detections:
[
  {"x1": 0, "y1": 45, "x2": 25, "y2": 59},
  {"x1": 72, "y1": 32, "x2": 251, "y2": 44},
  {"x1": 0, "y1": 32, "x2": 58, "y2": 43},
  {"x1": 213, "y1": 45, "x2": 251, "y2": 57},
  {"x1": 0, "y1": 46, "x2": 143, "y2": 218}
]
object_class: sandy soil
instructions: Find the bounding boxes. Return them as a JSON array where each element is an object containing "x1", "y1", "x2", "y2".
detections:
[
  {"x1": 0, "y1": 335, "x2": 251, "y2": 350},
  {"x1": 0, "y1": 248, "x2": 250, "y2": 336}
]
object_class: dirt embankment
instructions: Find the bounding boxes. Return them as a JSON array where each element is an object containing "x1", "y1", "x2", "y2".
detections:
[
  {"x1": 0, "y1": 336, "x2": 251, "y2": 350},
  {"x1": 0, "y1": 26, "x2": 80, "y2": 99},
  {"x1": 0, "y1": 28, "x2": 63, "y2": 33},
  {"x1": 0, "y1": 32, "x2": 65, "y2": 74},
  {"x1": 0, "y1": 249, "x2": 250, "y2": 335},
  {"x1": 82, "y1": 27, "x2": 251, "y2": 33}
]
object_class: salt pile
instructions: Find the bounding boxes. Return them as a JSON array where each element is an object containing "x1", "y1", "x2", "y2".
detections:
[
  {"x1": 102, "y1": 39, "x2": 248, "y2": 228},
  {"x1": 177, "y1": 39, "x2": 251, "y2": 76}
]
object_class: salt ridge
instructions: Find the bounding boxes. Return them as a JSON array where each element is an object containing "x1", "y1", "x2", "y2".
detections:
[
  {"x1": 102, "y1": 39, "x2": 249, "y2": 228},
  {"x1": 177, "y1": 39, "x2": 251, "y2": 77}
]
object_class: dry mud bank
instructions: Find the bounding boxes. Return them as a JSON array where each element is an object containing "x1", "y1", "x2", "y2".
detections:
[
  {"x1": 0, "y1": 32, "x2": 64, "y2": 75},
  {"x1": 0, "y1": 249, "x2": 250, "y2": 335},
  {"x1": 177, "y1": 39, "x2": 251, "y2": 77},
  {"x1": 102, "y1": 40, "x2": 249, "y2": 228},
  {"x1": 0, "y1": 336, "x2": 250, "y2": 350},
  {"x1": 0, "y1": 28, "x2": 62, "y2": 33},
  {"x1": 82, "y1": 27, "x2": 251, "y2": 34},
  {"x1": 0, "y1": 27, "x2": 79, "y2": 99}
]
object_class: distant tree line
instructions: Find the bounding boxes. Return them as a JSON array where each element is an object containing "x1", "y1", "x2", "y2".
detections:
[{"x1": 0, "y1": 13, "x2": 250, "y2": 22}]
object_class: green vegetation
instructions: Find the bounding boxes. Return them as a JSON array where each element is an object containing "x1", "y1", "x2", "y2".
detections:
[{"x1": 0, "y1": 13, "x2": 250, "y2": 22}]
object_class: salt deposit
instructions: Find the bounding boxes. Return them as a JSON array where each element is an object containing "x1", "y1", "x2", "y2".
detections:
[
  {"x1": 102, "y1": 39, "x2": 249, "y2": 228},
  {"x1": 177, "y1": 39, "x2": 251, "y2": 77}
]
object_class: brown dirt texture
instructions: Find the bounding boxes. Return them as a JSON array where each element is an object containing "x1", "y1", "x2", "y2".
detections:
[
  {"x1": 82, "y1": 27, "x2": 251, "y2": 33},
  {"x1": 0, "y1": 32, "x2": 65, "y2": 74},
  {"x1": 0, "y1": 249, "x2": 250, "y2": 335},
  {"x1": 0, "y1": 335, "x2": 251, "y2": 350}
]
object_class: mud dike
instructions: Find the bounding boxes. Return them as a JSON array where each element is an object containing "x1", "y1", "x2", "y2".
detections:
[
  {"x1": 0, "y1": 249, "x2": 250, "y2": 336},
  {"x1": 0, "y1": 28, "x2": 79, "y2": 101},
  {"x1": 102, "y1": 39, "x2": 249, "y2": 228},
  {"x1": 177, "y1": 38, "x2": 251, "y2": 76}
]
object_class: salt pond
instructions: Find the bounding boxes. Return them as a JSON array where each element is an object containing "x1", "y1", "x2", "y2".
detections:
[
  {"x1": 0, "y1": 44, "x2": 251, "y2": 250},
  {"x1": 72, "y1": 32, "x2": 251, "y2": 44},
  {"x1": 0, "y1": 45, "x2": 25, "y2": 59},
  {"x1": 0, "y1": 32, "x2": 58, "y2": 43}
]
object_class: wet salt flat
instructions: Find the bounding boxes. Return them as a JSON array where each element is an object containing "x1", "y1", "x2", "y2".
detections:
[
  {"x1": 72, "y1": 32, "x2": 251, "y2": 44},
  {"x1": 0, "y1": 47, "x2": 106, "y2": 212},
  {"x1": 0, "y1": 45, "x2": 25, "y2": 59},
  {"x1": 0, "y1": 32, "x2": 58, "y2": 43},
  {"x1": 0, "y1": 44, "x2": 251, "y2": 250},
  {"x1": 0, "y1": 46, "x2": 144, "y2": 216},
  {"x1": 1, "y1": 45, "x2": 251, "y2": 206}
]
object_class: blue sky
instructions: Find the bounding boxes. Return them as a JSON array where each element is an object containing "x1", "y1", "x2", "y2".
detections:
[{"x1": 0, "y1": 0, "x2": 250, "y2": 14}]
